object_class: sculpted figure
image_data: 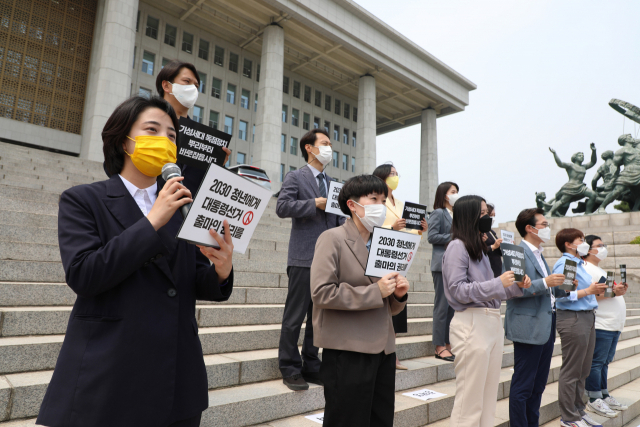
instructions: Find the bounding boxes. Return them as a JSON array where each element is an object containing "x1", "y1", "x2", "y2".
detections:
[
  {"x1": 548, "y1": 143, "x2": 598, "y2": 217},
  {"x1": 535, "y1": 192, "x2": 553, "y2": 214},
  {"x1": 592, "y1": 150, "x2": 619, "y2": 194},
  {"x1": 596, "y1": 134, "x2": 640, "y2": 213}
]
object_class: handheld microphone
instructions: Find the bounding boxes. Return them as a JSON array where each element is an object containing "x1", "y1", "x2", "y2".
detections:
[{"x1": 161, "y1": 163, "x2": 192, "y2": 218}]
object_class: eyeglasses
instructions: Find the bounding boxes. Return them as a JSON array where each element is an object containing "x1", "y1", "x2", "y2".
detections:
[
  {"x1": 592, "y1": 244, "x2": 608, "y2": 249},
  {"x1": 389, "y1": 172, "x2": 401, "y2": 177},
  {"x1": 535, "y1": 222, "x2": 550, "y2": 228}
]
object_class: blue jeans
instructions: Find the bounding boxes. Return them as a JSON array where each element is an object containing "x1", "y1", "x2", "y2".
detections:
[{"x1": 585, "y1": 329, "x2": 621, "y2": 399}]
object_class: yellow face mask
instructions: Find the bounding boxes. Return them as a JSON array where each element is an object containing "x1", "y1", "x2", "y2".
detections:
[
  {"x1": 386, "y1": 176, "x2": 399, "y2": 190},
  {"x1": 125, "y1": 135, "x2": 177, "y2": 177}
]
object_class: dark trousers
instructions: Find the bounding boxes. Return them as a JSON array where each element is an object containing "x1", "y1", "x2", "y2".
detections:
[
  {"x1": 278, "y1": 266, "x2": 321, "y2": 378},
  {"x1": 585, "y1": 329, "x2": 621, "y2": 399},
  {"x1": 509, "y1": 313, "x2": 556, "y2": 427},
  {"x1": 167, "y1": 413, "x2": 201, "y2": 427},
  {"x1": 321, "y1": 349, "x2": 396, "y2": 427},
  {"x1": 432, "y1": 271, "x2": 454, "y2": 346}
]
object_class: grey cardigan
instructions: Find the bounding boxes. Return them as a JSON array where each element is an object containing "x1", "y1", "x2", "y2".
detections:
[{"x1": 427, "y1": 208, "x2": 452, "y2": 272}]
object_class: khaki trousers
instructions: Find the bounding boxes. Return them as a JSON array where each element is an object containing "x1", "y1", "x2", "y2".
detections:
[{"x1": 450, "y1": 307, "x2": 504, "y2": 427}]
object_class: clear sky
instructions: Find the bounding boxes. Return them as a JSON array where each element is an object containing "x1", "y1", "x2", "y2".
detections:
[{"x1": 367, "y1": 0, "x2": 640, "y2": 225}]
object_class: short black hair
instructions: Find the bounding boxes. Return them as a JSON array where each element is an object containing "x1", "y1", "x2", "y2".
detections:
[
  {"x1": 102, "y1": 96, "x2": 179, "y2": 176},
  {"x1": 300, "y1": 129, "x2": 330, "y2": 162},
  {"x1": 585, "y1": 235, "x2": 602, "y2": 248},
  {"x1": 515, "y1": 208, "x2": 544, "y2": 237},
  {"x1": 338, "y1": 175, "x2": 388, "y2": 217},
  {"x1": 433, "y1": 181, "x2": 459, "y2": 210},
  {"x1": 155, "y1": 60, "x2": 200, "y2": 97},
  {"x1": 372, "y1": 163, "x2": 394, "y2": 182}
]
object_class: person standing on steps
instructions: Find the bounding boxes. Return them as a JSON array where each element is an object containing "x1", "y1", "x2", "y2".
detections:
[
  {"x1": 373, "y1": 162, "x2": 427, "y2": 370},
  {"x1": 276, "y1": 128, "x2": 345, "y2": 391},
  {"x1": 506, "y1": 208, "x2": 568, "y2": 427},
  {"x1": 428, "y1": 181, "x2": 459, "y2": 362},
  {"x1": 483, "y1": 204, "x2": 503, "y2": 278},
  {"x1": 582, "y1": 235, "x2": 628, "y2": 418}
]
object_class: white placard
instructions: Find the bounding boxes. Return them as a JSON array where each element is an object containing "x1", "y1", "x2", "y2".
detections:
[
  {"x1": 402, "y1": 388, "x2": 447, "y2": 401},
  {"x1": 501, "y1": 230, "x2": 515, "y2": 244},
  {"x1": 304, "y1": 413, "x2": 324, "y2": 424},
  {"x1": 324, "y1": 181, "x2": 347, "y2": 217},
  {"x1": 365, "y1": 227, "x2": 422, "y2": 278},
  {"x1": 176, "y1": 163, "x2": 271, "y2": 254}
]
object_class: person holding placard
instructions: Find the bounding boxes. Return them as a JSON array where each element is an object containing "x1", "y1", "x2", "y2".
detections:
[
  {"x1": 310, "y1": 175, "x2": 409, "y2": 427},
  {"x1": 484, "y1": 204, "x2": 503, "y2": 278},
  {"x1": 373, "y1": 162, "x2": 427, "y2": 370},
  {"x1": 552, "y1": 229, "x2": 608, "y2": 427},
  {"x1": 582, "y1": 235, "x2": 628, "y2": 417},
  {"x1": 36, "y1": 96, "x2": 234, "y2": 427},
  {"x1": 442, "y1": 195, "x2": 530, "y2": 427},
  {"x1": 276, "y1": 129, "x2": 345, "y2": 391},
  {"x1": 428, "y1": 181, "x2": 460, "y2": 362}
]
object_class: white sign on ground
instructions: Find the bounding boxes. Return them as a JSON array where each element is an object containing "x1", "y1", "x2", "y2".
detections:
[
  {"x1": 501, "y1": 230, "x2": 515, "y2": 244},
  {"x1": 304, "y1": 413, "x2": 325, "y2": 424},
  {"x1": 402, "y1": 388, "x2": 447, "y2": 401},
  {"x1": 176, "y1": 163, "x2": 271, "y2": 254},
  {"x1": 365, "y1": 227, "x2": 422, "y2": 278},
  {"x1": 324, "y1": 181, "x2": 347, "y2": 217}
]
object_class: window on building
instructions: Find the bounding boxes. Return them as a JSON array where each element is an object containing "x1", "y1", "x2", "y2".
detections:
[
  {"x1": 290, "y1": 137, "x2": 298, "y2": 155},
  {"x1": 209, "y1": 110, "x2": 219, "y2": 129},
  {"x1": 352, "y1": 131, "x2": 356, "y2": 147},
  {"x1": 333, "y1": 125, "x2": 340, "y2": 141},
  {"x1": 252, "y1": 124, "x2": 255, "y2": 143},
  {"x1": 182, "y1": 32, "x2": 193, "y2": 54},
  {"x1": 351, "y1": 157, "x2": 355, "y2": 172},
  {"x1": 229, "y1": 52, "x2": 238, "y2": 72},
  {"x1": 239, "y1": 121, "x2": 248, "y2": 141},
  {"x1": 282, "y1": 105, "x2": 288, "y2": 123},
  {"x1": 324, "y1": 120, "x2": 330, "y2": 133},
  {"x1": 303, "y1": 113, "x2": 310, "y2": 131},
  {"x1": 292, "y1": 109, "x2": 299, "y2": 127},
  {"x1": 240, "y1": 89, "x2": 250, "y2": 109},
  {"x1": 145, "y1": 16, "x2": 159, "y2": 39},
  {"x1": 325, "y1": 94, "x2": 331, "y2": 111},
  {"x1": 242, "y1": 59, "x2": 252, "y2": 78},
  {"x1": 214, "y1": 46, "x2": 224, "y2": 66},
  {"x1": 332, "y1": 150, "x2": 339, "y2": 168},
  {"x1": 136, "y1": 10, "x2": 140, "y2": 32},
  {"x1": 343, "y1": 128, "x2": 349, "y2": 145},
  {"x1": 342, "y1": 154, "x2": 348, "y2": 171},
  {"x1": 315, "y1": 90, "x2": 322, "y2": 107},
  {"x1": 225, "y1": 158, "x2": 230, "y2": 167},
  {"x1": 254, "y1": 94, "x2": 258, "y2": 112},
  {"x1": 335, "y1": 99, "x2": 341, "y2": 115},
  {"x1": 304, "y1": 86, "x2": 311, "y2": 103},
  {"x1": 256, "y1": 64, "x2": 260, "y2": 82},
  {"x1": 132, "y1": 46, "x2": 136, "y2": 69},
  {"x1": 164, "y1": 24, "x2": 176, "y2": 47},
  {"x1": 211, "y1": 78, "x2": 221, "y2": 99},
  {"x1": 281, "y1": 134, "x2": 286, "y2": 152},
  {"x1": 314, "y1": 117, "x2": 320, "y2": 129},
  {"x1": 293, "y1": 81, "x2": 301, "y2": 99},
  {"x1": 283, "y1": 76, "x2": 289, "y2": 94},
  {"x1": 290, "y1": 166, "x2": 297, "y2": 172},
  {"x1": 193, "y1": 106, "x2": 203, "y2": 124},
  {"x1": 198, "y1": 72, "x2": 206, "y2": 93},
  {"x1": 280, "y1": 164, "x2": 285, "y2": 182},
  {"x1": 198, "y1": 39, "x2": 209, "y2": 60},
  {"x1": 353, "y1": 107, "x2": 358, "y2": 122},
  {"x1": 141, "y1": 51, "x2": 155, "y2": 75},
  {"x1": 237, "y1": 152, "x2": 246, "y2": 165},
  {"x1": 344, "y1": 103, "x2": 350, "y2": 119},
  {"x1": 226, "y1": 84, "x2": 236, "y2": 104},
  {"x1": 138, "y1": 87, "x2": 151, "y2": 98},
  {"x1": 162, "y1": 57, "x2": 170, "y2": 68},
  {"x1": 224, "y1": 116, "x2": 234, "y2": 135}
]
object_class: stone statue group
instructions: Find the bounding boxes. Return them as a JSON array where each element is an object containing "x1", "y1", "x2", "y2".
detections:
[{"x1": 536, "y1": 99, "x2": 640, "y2": 217}]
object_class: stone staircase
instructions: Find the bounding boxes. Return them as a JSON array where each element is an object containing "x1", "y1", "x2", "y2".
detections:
[{"x1": 3, "y1": 140, "x2": 640, "y2": 427}]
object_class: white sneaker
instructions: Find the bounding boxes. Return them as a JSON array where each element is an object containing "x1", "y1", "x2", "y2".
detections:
[
  {"x1": 604, "y1": 395, "x2": 628, "y2": 410},
  {"x1": 586, "y1": 399, "x2": 618, "y2": 418},
  {"x1": 582, "y1": 411, "x2": 606, "y2": 426},
  {"x1": 560, "y1": 419, "x2": 588, "y2": 427}
]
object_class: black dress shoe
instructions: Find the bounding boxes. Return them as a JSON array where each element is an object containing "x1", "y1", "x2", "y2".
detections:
[
  {"x1": 435, "y1": 349, "x2": 455, "y2": 362},
  {"x1": 283, "y1": 374, "x2": 309, "y2": 391},
  {"x1": 302, "y1": 371, "x2": 324, "y2": 386}
]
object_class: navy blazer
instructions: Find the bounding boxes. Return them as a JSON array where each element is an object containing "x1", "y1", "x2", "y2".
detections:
[
  {"x1": 37, "y1": 174, "x2": 233, "y2": 427},
  {"x1": 276, "y1": 165, "x2": 344, "y2": 268},
  {"x1": 427, "y1": 208, "x2": 452, "y2": 272}
]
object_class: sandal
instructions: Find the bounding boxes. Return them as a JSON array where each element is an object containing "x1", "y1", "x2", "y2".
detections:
[{"x1": 435, "y1": 348, "x2": 455, "y2": 362}]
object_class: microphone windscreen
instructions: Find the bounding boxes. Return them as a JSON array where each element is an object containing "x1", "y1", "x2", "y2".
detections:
[{"x1": 161, "y1": 163, "x2": 182, "y2": 181}]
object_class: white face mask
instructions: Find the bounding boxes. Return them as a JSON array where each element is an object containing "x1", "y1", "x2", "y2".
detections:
[
  {"x1": 447, "y1": 193, "x2": 461, "y2": 206},
  {"x1": 594, "y1": 247, "x2": 608, "y2": 260},
  {"x1": 170, "y1": 83, "x2": 199, "y2": 109},
  {"x1": 570, "y1": 241, "x2": 590, "y2": 256},
  {"x1": 311, "y1": 145, "x2": 332, "y2": 167},
  {"x1": 532, "y1": 226, "x2": 551, "y2": 243},
  {"x1": 491, "y1": 217, "x2": 496, "y2": 227},
  {"x1": 353, "y1": 201, "x2": 387, "y2": 232}
]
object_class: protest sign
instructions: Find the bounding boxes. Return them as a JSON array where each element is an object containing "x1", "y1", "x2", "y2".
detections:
[
  {"x1": 559, "y1": 260, "x2": 578, "y2": 291},
  {"x1": 177, "y1": 117, "x2": 231, "y2": 170},
  {"x1": 500, "y1": 230, "x2": 515, "y2": 245},
  {"x1": 402, "y1": 388, "x2": 447, "y2": 401},
  {"x1": 304, "y1": 413, "x2": 324, "y2": 424},
  {"x1": 621, "y1": 264, "x2": 627, "y2": 283},
  {"x1": 176, "y1": 163, "x2": 271, "y2": 254},
  {"x1": 324, "y1": 181, "x2": 347, "y2": 217},
  {"x1": 604, "y1": 271, "x2": 615, "y2": 298},
  {"x1": 501, "y1": 243, "x2": 525, "y2": 282},
  {"x1": 365, "y1": 227, "x2": 422, "y2": 278},
  {"x1": 402, "y1": 201, "x2": 427, "y2": 230}
]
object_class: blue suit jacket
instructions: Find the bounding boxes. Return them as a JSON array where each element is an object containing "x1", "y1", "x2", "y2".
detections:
[
  {"x1": 504, "y1": 240, "x2": 566, "y2": 345},
  {"x1": 276, "y1": 165, "x2": 344, "y2": 268},
  {"x1": 37, "y1": 175, "x2": 233, "y2": 427}
]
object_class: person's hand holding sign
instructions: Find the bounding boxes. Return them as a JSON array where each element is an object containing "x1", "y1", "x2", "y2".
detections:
[
  {"x1": 197, "y1": 220, "x2": 234, "y2": 281},
  {"x1": 378, "y1": 272, "x2": 398, "y2": 298},
  {"x1": 516, "y1": 274, "x2": 532, "y2": 289},
  {"x1": 315, "y1": 198, "x2": 327, "y2": 210},
  {"x1": 147, "y1": 177, "x2": 193, "y2": 231},
  {"x1": 614, "y1": 282, "x2": 629, "y2": 296},
  {"x1": 420, "y1": 218, "x2": 428, "y2": 232},
  {"x1": 394, "y1": 275, "x2": 409, "y2": 299},
  {"x1": 392, "y1": 218, "x2": 406, "y2": 231},
  {"x1": 491, "y1": 238, "x2": 503, "y2": 251},
  {"x1": 222, "y1": 147, "x2": 232, "y2": 167},
  {"x1": 500, "y1": 271, "x2": 515, "y2": 288},
  {"x1": 545, "y1": 274, "x2": 566, "y2": 287}
]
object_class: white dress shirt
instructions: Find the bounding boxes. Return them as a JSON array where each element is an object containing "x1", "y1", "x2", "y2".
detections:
[
  {"x1": 522, "y1": 239, "x2": 555, "y2": 310},
  {"x1": 119, "y1": 175, "x2": 157, "y2": 216}
]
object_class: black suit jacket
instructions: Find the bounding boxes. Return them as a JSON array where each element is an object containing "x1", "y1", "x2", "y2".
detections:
[{"x1": 37, "y1": 174, "x2": 233, "y2": 427}]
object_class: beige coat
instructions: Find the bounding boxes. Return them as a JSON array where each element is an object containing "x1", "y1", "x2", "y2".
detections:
[
  {"x1": 382, "y1": 196, "x2": 422, "y2": 237},
  {"x1": 310, "y1": 218, "x2": 407, "y2": 354}
]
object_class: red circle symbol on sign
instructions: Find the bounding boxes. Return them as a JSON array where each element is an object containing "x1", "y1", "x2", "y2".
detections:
[
  {"x1": 242, "y1": 211, "x2": 254, "y2": 225},
  {"x1": 408, "y1": 252, "x2": 413, "y2": 262}
]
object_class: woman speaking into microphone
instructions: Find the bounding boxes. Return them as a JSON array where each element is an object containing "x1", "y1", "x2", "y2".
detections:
[{"x1": 36, "y1": 96, "x2": 234, "y2": 427}]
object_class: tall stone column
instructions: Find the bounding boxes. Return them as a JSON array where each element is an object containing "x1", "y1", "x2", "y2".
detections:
[
  {"x1": 254, "y1": 24, "x2": 284, "y2": 190},
  {"x1": 355, "y1": 74, "x2": 376, "y2": 174},
  {"x1": 80, "y1": 0, "x2": 139, "y2": 161},
  {"x1": 420, "y1": 108, "x2": 438, "y2": 207}
]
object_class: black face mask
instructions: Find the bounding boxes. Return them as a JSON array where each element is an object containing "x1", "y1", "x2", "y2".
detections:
[{"x1": 479, "y1": 215, "x2": 492, "y2": 233}]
